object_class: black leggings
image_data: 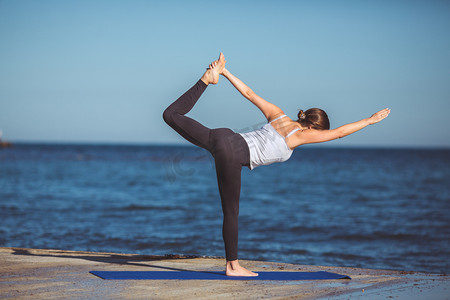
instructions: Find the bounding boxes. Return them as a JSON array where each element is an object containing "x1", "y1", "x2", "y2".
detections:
[{"x1": 163, "y1": 79, "x2": 250, "y2": 261}]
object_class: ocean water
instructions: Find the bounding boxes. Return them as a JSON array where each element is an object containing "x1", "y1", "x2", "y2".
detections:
[{"x1": 0, "y1": 144, "x2": 449, "y2": 274}]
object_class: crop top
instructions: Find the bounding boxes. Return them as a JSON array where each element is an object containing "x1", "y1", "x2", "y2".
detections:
[{"x1": 239, "y1": 115, "x2": 301, "y2": 170}]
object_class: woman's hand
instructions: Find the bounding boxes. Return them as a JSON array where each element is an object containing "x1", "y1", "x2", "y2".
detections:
[{"x1": 368, "y1": 108, "x2": 391, "y2": 125}]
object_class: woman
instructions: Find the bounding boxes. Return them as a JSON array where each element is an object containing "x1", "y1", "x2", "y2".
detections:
[{"x1": 163, "y1": 53, "x2": 390, "y2": 276}]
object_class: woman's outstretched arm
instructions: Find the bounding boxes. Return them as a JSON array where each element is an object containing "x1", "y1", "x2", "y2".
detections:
[
  {"x1": 221, "y1": 68, "x2": 283, "y2": 121},
  {"x1": 297, "y1": 108, "x2": 391, "y2": 145}
]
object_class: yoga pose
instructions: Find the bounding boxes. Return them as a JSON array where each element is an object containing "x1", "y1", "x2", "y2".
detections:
[{"x1": 163, "y1": 53, "x2": 390, "y2": 276}]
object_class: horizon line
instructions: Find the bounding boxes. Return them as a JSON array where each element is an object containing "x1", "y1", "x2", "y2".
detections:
[{"x1": 2, "y1": 141, "x2": 449, "y2": 150}]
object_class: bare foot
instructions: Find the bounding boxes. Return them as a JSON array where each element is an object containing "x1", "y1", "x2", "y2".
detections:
[
  {"x1": 226, "y1": 260, "x2": 258, "y2": 277},
  {"x1": 209, "y1": 52, "x2": 226, "y2": 75},
  {"x1": 200, "y1": 69, "x2": 219, "y2": 85},
  {"x1": 200, "y1": 53, "x2": 226, "y2": 85}
]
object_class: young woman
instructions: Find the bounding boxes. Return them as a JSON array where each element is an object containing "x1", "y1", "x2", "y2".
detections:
[{"x1": 163, "y1": 53, "x2": 390, "y2": 276}]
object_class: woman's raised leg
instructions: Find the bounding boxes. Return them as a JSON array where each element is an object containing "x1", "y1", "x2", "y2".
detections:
[
  {"x1": 163, "y1": 78, "x2": 212, "y2": 150},
  {"x1": 162, "y1": 56, "x2": 224, "y2": 150}
]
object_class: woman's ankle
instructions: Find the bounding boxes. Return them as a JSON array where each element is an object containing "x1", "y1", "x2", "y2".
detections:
[
  {"x1": 227, "y1": 259, "x2": 239, "y2": 268},
  {"x1": 200, "y1": 75, "x2": 209, "y2": 86}
]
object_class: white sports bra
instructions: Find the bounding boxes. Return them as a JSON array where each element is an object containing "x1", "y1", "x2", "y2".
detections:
[{"x1": 239, "y1": 115, "x2": 301, "y2": 170}]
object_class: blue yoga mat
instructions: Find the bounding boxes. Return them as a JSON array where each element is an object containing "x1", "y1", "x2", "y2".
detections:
[{"x1": 90, "y1": 270, "x2": 351, "y2": 280}]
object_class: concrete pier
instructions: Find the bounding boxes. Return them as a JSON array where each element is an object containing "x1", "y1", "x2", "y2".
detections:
[{"x1": 1, "y1": 247, "x2": 448, "y2": 299}]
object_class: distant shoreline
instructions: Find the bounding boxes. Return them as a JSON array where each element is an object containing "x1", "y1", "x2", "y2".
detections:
[
  {"x1": 0, "y1": 141, "x2": 12, "y2": 148},
  {"x1": 2, "y1": 141, "x2": 449, "y2": 150}
]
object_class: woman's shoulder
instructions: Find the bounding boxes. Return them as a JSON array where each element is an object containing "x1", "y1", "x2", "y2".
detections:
[{"x1": 268, "y1": 111, "x2": 290, "y2": 123}]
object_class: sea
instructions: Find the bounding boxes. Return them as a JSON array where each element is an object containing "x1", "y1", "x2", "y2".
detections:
[{"x1": 0, "y1": 144, "x2": 449, "y2": 274}]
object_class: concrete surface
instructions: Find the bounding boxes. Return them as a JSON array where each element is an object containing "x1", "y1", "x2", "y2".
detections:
[{"x1": 0, "y1": 247, "x2": 448, "y2": 299}]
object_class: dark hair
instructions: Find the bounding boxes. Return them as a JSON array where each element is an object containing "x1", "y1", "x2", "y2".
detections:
[{"x1": 297, "y1": 108, "x2": 330, "y2": 130}]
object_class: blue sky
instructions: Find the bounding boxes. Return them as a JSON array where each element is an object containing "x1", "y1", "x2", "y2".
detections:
[{"x1": 0, "y1": 0, "x2": 449, "y2": 147}]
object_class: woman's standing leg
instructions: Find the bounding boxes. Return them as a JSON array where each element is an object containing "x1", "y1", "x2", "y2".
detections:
[
  {"x1": 210, "y1": 130, "x2": 257, "y2": 276},
  {"x1": 211, "y1": 130, "x2": 242, "y2": 261}
]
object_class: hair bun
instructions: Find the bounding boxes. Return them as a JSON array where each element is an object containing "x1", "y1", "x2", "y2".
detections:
[{"x1": 298, "y1": 110, "x2": 306, "y2": 120}]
